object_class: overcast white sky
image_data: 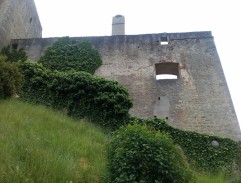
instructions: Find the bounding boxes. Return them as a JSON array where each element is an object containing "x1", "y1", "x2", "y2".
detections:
[{"x1": 34, "y1": 0, "x2": 241, "y2": 130}]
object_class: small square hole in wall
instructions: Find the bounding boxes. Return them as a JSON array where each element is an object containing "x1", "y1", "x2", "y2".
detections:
[
  {"x1": 161, "y1": 36, "x2": 168, "y2": 45},
  {"x1": 12, "y1": 43, "x2": 18, "y2": 50}
]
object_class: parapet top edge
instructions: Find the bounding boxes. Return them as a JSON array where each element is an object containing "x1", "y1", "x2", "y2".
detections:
[{"x1": 11, "y1": 31, "x2": 212, "y2": 42}]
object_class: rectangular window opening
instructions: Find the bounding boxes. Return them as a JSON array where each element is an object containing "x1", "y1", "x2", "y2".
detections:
[{"x1": 155, "y1": 62, "x2": 179, "y2": 80}]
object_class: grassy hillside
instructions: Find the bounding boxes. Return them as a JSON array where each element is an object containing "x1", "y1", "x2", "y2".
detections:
[{"x1": 0, "y1": 99, "x2": 107, "y2": 183}]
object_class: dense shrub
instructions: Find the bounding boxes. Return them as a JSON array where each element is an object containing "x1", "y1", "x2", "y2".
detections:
[
  {"x1": 130, "y1": 117, "x2": 241, "y2": 174},
  {"x1": 230, "y1": 176, "x2": 241, "y2": 183},
  {"x1": 107, "y1": 123, "x2": 195, "y2": 183},
  {"x1": 39, "y1": 37, "x2": 102, "y2": 74},
  {"x1": 0, "y1": 56, "x2": 23, "y2": 99},
  {"x1": 0, "y1": 45, "x2": 27, "y2": 62},
  {"x1": 19, "y1": 62, "x2": 132, "y2": 129}
]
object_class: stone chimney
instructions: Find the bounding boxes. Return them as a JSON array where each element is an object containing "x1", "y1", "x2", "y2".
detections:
[{"x1": 112, "y1": 15, "x2": 125, "y2": 35}]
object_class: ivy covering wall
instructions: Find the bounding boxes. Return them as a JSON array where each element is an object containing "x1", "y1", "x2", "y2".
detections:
[
  {"x1": 0, "y1": 56, "x2": 23, "y2": 99},
  {"x1": 39, "y1": 37, "x2": 102, "y2": 74},
  {"x1": 130, "y1": 117, "x2": 241, "y2": 174},
  {"x1": 19, "y1": 62, "x2": 132, "y2": 129},
  {"x1": 0, "y1": 45, "x2": 27, "y2": 62}
]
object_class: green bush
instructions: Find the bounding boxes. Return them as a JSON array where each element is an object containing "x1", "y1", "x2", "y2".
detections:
[
  {"x1": 0, "y1": 45, "x2": 27, "y2": 62},
  {"x1": 39, "y1": 37, "x2": 102, "y2": 74},
  {"x1": 107, "y1": 123, "x2": 195, "y2": 183},
  {"x1": 130, "y1": 118, "x2": 241, "y2": 174},
  {"x1": 19, "y1": 62, "x2": 132, "y2": 130},
  {"x1": 230, "y1": 176, "x2": 241, "y2": 183},
  {"x1": 0, "y1": 56, "x2": 23, "y2": 99}
]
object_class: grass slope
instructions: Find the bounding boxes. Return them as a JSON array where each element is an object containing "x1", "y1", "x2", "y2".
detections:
[
  {"x1": 195, "y1": 173, "x2": 225, "y2": 183},
  {"x1": 0, "y1": 99, "x2": 107, "y2": 183}
]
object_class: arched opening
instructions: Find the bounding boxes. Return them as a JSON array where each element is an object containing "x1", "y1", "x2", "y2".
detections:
[{"x1": 155, "y1": 62, "x2": 179, "y2": 80}]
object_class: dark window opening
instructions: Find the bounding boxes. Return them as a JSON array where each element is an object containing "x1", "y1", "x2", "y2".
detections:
[
  {"x1": 30, "y1": 17, "x2": 32, "y2": 23},
  {"x1": 155, "y1": 62, "x2": 179, "y2": 80},
  {"x1": 158, "y1": 97, "x2": 160, "y2": 100},
  {"x1": 165, "y1": 117, "x2": 169, "y2": 120},
  {"x1": 12, "y1": 43, "x2": 18, "y2": 50},
  {"x1": 161, "y1": 36, "x2": 168, "y2": 41},
  {"x1": 161, "y1": 36, "x2": 168, "y2": 45}
]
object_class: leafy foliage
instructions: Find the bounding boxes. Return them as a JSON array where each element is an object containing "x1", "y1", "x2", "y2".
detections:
[
  {"x1": 19, "y1": 62, "x2": 132, "y2": 130},
  {"x1": 107, "y1": 123, "x2": 195, "y2": 183},
  {"x1": 39, "y1": 37, "x2": 102, "y2": 74},
  {"x1": 0, "y1": 45, "x2": 27, "y2": 62},
  {"x1": 229, "y1": 176, "x2": 241, "y2": 183},
  {"x1": 0, "y1": 56, "x2": 23, "y2": 99},
  {"x1": 129, "y1": 118, "x2": 241, "y2": 174}
]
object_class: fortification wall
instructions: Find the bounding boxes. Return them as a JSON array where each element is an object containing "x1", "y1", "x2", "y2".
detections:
[
  {"x1": 11, "y1": 32, "x2": 241, "y2": 141},
  {"x1": 0, "y1": 0, "x2": 42, "y2": 49}
]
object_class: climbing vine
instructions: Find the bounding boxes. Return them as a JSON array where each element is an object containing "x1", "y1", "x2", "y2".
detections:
[
  {"x1": 19, "y1": 62, "x2": 132, "y2": 129},
  {"x1": 39, "y1": 37, "x2": 102, "y2": 74},
  {"x1": 0, "y1": 56, "x2": 23, "y2": 99},
  {"x1": 129, "y1": 117, "x2": 241, "y2": 174},
  {"x1": 0, "y1": 45, "x2": 27, "y2": 62}
]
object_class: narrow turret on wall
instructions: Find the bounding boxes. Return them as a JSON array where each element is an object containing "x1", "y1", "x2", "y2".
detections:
[{"x1": 112, "y1": 15, "x2": 125, "y2": 36}]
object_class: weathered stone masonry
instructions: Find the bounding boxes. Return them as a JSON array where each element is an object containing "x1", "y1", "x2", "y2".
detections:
[
  {"x1": 0, "y1": 0, "x2": 42, "y2": 49},
  {"x1": 11, "y1": 31, "x2": 241, "y2": 141}
]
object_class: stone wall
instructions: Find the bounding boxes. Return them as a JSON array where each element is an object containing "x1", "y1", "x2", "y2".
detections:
[
  {"x1": 11, "y1": 32, "x2": 241, "y2": 141},
  {"x1": 0, "y1": 0, "x2": 42, "y2": 49}
]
